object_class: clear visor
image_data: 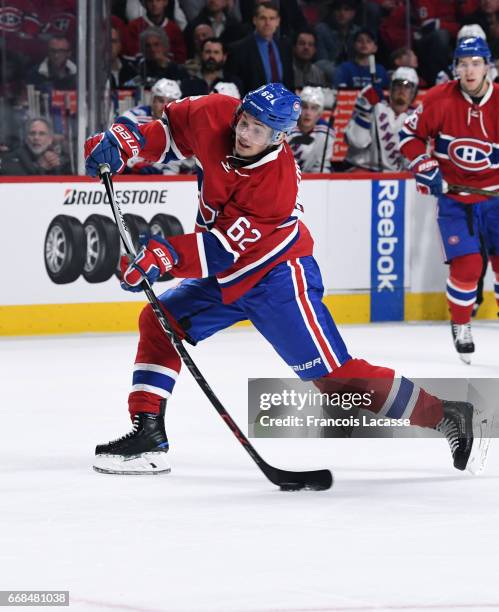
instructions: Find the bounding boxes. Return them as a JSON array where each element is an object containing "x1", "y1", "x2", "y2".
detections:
[
  {"x1": 455, "y1": 56, "x2": 487, "y2": 75},
  {"x1": 235, "y1": 114, "x2": 274, "y2": 147}
]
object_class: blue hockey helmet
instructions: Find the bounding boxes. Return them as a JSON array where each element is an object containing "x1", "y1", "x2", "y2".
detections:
[
  {"x1": 240, "y1": 83, "x2": 301, "y2": 143},
  {"x1": 454, "y1": 36, "x2": 491, "y2": 63}
]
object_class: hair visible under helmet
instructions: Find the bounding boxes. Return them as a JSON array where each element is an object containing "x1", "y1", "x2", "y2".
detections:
[
  {"x1": 151, "y1": 78, "x2": 181, "y2": 100},
  {"x1": 239, "y1": 83, "x2": 301, "y2": 144},
  {"x1": 300, "y1": 86, "x2": 325, "y2": 110}
]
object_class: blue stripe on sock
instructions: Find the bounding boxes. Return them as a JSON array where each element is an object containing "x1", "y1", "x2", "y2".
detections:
[
  {"x1": 446, "y1": 282, "x2": 477, "y2": 301},
  {"x1": 132, "y1": 370, "x2": 176, "y2": 393},
  {"x1": 386, "y1": 377, "x2": 414, "y2": 419}
]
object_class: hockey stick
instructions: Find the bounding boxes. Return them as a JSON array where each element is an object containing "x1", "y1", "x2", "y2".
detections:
[
  {"x1": 448, "y1": 184, "x2": 499, "y2": 198},
  {"x1": 369, "y1": 54, "x2": 383, "y2": 173},
  {"x1": 319, "y1": 93, "x2": 337, "y2": 173},
  {"x1": 98, "y1": 164, "x2": 333, "y2": 491}
]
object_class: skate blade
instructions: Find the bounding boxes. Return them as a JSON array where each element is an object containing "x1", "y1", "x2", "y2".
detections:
[
  {"x1": 458, "y1": 353, "x2": 472, "y2": 365},
  {"x1": 467, "y1": 408, "x2": 495, "y2": 475},
  {"x1": 93, "y1": 451, "x2": 171, "y2": 475}
]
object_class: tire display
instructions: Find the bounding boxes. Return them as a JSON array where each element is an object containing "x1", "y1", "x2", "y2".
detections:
[
  {"x1": 44, "y1": 212, "x2": 184, "y2": 284},
  {"x1": 83, "y1": 214, "x2": 121, "y2": 283},
  {"x1": 44, "y1": 215, "x2": 87, "y2": 284},
  {"x1": 149, "y1": 213, "x2": 185, "y2": 281}
]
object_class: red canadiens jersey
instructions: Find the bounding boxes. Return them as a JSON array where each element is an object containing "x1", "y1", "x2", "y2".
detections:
[
  {"x1": 399, "y1": 81, "x2": 499, "y2": 203},
  {"x1": 0, "y1": 1, "x2": 41, "y2": 58},
  {"x1": 138, "y1": 94, "x2": 313, "y2": 303}
]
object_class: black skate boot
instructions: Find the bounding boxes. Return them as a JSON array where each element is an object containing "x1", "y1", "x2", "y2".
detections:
[
  {"x1": 435, "y1": 401, "x2": 474, "y2": 471},
  {"x1": 93, "y1": 401, "x2": 170, "y2": 475},
  {"x1": 450, "y1": 321, "x2": 474, "y2": 364},
  {"x1": 435, "y1": 400, "x2": 493, "y2": 474}
]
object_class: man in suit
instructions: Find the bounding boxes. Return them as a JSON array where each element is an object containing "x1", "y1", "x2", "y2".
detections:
[{"x1": 226, "y1": 0, "x2": 294, "y2": 95}]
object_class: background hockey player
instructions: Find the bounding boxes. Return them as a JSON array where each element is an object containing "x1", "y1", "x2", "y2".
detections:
[
  {"x1": 345, "y1": 67, "x2": 418, "y2": 172},
  {"x1": 84, "y1": 83, "x2": 488, "y2": 477},
  {"x1": 121, "y1": 78, "x2": 182, "y2": 126},
  {"x1": 122, "y1": 78, "x2": 192, "y2": 175},
  {"x1": 400, "y1": 37, "x2": 499, "y2": 364},
  {"x1": 288, "y1": 86, "x2": 335, "y2": 173}
]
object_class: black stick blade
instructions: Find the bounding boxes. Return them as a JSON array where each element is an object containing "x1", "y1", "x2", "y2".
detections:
[{"x1": 263, "y1": 465, "x2": 333, "y2": 491}]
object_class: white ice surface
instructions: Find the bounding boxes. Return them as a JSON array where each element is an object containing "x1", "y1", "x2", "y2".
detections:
[{"x1": 1, "y1": 322, "x2": 499, "y2": 612}]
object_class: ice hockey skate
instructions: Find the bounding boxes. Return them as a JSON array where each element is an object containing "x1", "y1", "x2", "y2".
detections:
[
  {"x1": 451, "y1": 321, "x2": 474, "y2": 364},
  {"x1": 93, "y1": 403, "x2": 170, "y2": 475},
  {"x1": 436, "y1": 400, "x2": 493, "y2": 474}
]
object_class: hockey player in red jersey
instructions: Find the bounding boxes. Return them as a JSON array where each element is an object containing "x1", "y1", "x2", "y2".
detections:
[
  {"x1": 84, "y1": 83, "x2": 489, "y2": 477},
  {"x1": 400, "y1": 37, "x2": 499, "y2": 364}
]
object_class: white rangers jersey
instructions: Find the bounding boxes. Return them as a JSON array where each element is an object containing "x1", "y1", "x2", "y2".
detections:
[
  {"x1": 345, "y1": 90, "x2": 412, "y2": 171},
  {"x1": 288, "y1": 120, "x2": 335, "y2": 173}
]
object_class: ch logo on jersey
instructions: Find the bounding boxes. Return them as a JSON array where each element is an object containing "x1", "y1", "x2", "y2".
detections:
[
  {"x1": 448, "y1": 138, "x2": 492, "y2": 172},
  {"x1": 0, "y1": 8, "x2": 22, "y2": 30}
]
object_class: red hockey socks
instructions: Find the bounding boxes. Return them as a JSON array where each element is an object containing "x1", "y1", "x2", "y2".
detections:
[
  {"x1": 314, "y1": 358, "x2": 443, "y2": 428},
  {"x1": 446, "y1": 254, "x2": 482, "y2": 324},
  {"x1": 128, "y1": 303, "x2": 184, "y2": 418}
]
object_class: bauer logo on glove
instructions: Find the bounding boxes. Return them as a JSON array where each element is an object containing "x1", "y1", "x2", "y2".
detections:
[{"x1": 120, "y1": 235, "x2": 179, "y2": 291}]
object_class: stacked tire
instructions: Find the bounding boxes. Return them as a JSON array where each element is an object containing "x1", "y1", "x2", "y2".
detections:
[{"x1": 44, "y1": 213, "x2": 184, "y2": 284}]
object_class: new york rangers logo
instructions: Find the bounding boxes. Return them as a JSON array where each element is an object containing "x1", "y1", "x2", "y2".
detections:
[{"x1": 448, "y1": 138, "x2": 492, "y2": 172}]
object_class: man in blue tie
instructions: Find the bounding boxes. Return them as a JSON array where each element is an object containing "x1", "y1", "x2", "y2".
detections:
[{"x1": 226, "y1": 1, "x2": 294, "y2": 95}]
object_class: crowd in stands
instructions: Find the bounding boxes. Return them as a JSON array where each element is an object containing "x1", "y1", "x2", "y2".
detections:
[{"x1": 0, "y1": 0, "x2": 498, "y2": 175}]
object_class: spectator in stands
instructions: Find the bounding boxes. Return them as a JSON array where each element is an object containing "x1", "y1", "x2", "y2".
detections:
[
  {"x1": 226, "y1": 1, "x2": 294, "y2": 95},
  {"x1": 239, "y1": 0, "x2": 307, "y2": 39},
  {"x1": 390, "y1": 46, "x2": 426, "y2": 86},
  {"x1": 181, "y1": 38, "x2": 242, "y2": 96},
  {"x1": 334, "y1": 28, "x2": 390, "y2": 89},
  {"x1": 390, "y1": 46, "x2": 419, "y2": 71},
  {"x1": 0, "y1": 117, "x2": 70, "y2": 175},
  {"x1": 184, "y1": 0, "x2": 250, "y2": 57},
  {"x1": 184, "y1": 23, "x2": 215, "y2": 75},
  {"x1": 26, "y1": 35, "x2": 77, "y2": 93},
  {"x1": 36, "y1": 0, "x2": 77, "y2": 48},
  {"x1": 124, "y1": 0, "x2": 188, "y2": 30},
  {"x1": 315, "y1": 0, "x2": 361, "y2": 81},
  {"x1": 125, "y1": 0, "x2": 187, "y2": 63},
  {"x1": 111, "y1": 26, "x2": 139, "y2": 88},
  {"x1": 288, "y1": 86, "x2": 335, "y2": 173},
  {"x1": 292, "y1": 28, "x2": 329, "y2": 88},
  {"x1": 0, "y1": 1, "x2": 42, "y2": 62},
  {"x1": 132, "y1": 27, "x2": 188, "y2": 86},
  {"x1": 344, "y1": 66, "x2": 418, "y2": 171},
  {"x1": 463, "y1": 0, "x2": 499, "y2": 46}
]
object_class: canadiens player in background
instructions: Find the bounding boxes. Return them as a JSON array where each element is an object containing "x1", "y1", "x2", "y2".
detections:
[
  {"x1": 85, "y1": 83, "x2": 489, "y2": 477},
  {"x1": 345, "y1": 67, "x2": 419, "y2": 172},
  {"x1": 400, "y1": 37, "x2": 499, "y2": 364}
]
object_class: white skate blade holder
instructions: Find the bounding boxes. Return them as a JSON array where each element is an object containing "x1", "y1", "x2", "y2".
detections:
[
  {"x1": 93, "y1": 452, "x2": 171, "y2": 475},
  {"x1": 466, "y1": 381, "x2": 496, "y2": 475},
  {"x1": 459, "y1": 353, "x2": 471, "y2": 365}
]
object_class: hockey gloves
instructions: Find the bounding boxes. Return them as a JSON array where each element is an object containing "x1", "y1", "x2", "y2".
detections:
[
  {"x1": 84, "y1": 117, "x2": 145, "y2": 177},
  {"x1": 361, "y1": 83, "x2": 384, "y2": 106},
  {"x1": 120, "y1": 235, "x2": 179, "y2": 292},
  {"x1": 409, "y1": 155, "x2": 448, "y2": 196}
]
